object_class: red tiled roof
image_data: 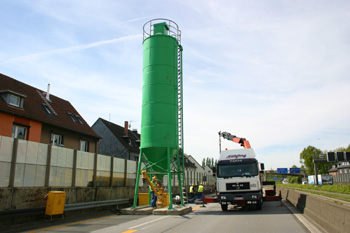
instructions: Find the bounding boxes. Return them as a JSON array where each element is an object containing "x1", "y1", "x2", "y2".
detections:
[{"x1": 0, "y1": 73, "x2": 100, "y2": 138}]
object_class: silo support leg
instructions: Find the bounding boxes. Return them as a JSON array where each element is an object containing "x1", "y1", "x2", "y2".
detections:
[
  {"x1": 167, "y1": 147, "x2": 173, "y2": 210},
  {"x1": 132, "y1": 150, "x2": 143, "y2": 208},
  {"x1": 176, "y1": 154, "x2": 185, "y2": 206}
]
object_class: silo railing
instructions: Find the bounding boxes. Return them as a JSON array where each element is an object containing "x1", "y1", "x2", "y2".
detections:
[{"x1": 143, "y1": 18, "x2": 181, "y2": 44}]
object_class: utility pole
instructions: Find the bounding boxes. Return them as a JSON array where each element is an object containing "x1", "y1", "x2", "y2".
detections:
[
  {"x1": 218, "y1": 131, "x2": 222, "y2": 154},
  {"x1": 313, "y1": 153, "x2": 327, "y2": 186}
]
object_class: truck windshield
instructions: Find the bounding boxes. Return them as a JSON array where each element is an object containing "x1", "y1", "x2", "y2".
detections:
[{"x1": 217, "y1": 163, "x2": 258, "y2": 178}]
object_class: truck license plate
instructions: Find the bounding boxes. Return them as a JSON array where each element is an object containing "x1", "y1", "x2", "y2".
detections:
[{"x1": 234, "y1": 197, "x2": 244, "y2": 200}]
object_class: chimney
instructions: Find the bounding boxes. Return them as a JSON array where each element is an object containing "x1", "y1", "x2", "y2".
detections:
[
  {"x1": 46, "y1": 84, "x2": 50, "y2": 100},
  {"x1": 124, "y1": 121, "x2": 128, "y2": 136}
]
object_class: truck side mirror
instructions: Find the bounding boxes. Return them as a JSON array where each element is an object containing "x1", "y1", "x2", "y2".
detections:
[{"x1": 260, "y1": 163, "x2": 265, "y2": 171}]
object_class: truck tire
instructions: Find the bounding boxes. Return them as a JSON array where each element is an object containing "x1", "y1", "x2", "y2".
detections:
[{"x1": 221, "y1": 204, "x2": 228, "y2": 211}]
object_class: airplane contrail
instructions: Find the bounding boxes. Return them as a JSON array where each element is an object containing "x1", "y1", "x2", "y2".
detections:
[{"x1": 2, "y1": 34, "x2": 142, "y2": 64}]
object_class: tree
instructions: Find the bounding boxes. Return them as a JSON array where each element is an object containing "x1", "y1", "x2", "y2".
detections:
[
  {"x1": 202, "y1": 157, "x2": 218, "y2": 170},
  {"x1": 300, "y1": 146, "x2": 322, "y2": 175},
  {"x1": 300, "y1": 145, "x2": 333, "y2": 175}
]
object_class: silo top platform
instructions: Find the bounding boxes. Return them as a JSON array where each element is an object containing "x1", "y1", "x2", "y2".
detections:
[{"x1": 143, "y1": 19, "x2": 181, "y2": 44}]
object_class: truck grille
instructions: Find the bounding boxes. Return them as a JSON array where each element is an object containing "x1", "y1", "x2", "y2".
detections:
[{"x1": 226, "y1": 182, "x2": 250, "y2": 190}]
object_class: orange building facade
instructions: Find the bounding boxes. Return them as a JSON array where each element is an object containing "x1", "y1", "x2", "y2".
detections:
[{"x1": 0, "y1": 112, "x2": 42, "y2": 142}]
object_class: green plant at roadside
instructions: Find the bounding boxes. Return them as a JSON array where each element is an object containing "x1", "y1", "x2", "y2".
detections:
[
  {"x1": 278, "y1": 184, "x2": 350, "y2": 202},
  {"x1": 279, "y1": 184, "x2": 350, "y2": 194}
]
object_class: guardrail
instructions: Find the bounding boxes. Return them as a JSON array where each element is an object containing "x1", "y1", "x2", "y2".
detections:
[{"x1": 0, "y1": 198, "x2": 130, "y2": 225}]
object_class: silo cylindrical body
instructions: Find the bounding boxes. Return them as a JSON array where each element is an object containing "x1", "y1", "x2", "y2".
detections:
[{"x1": 141, "y1": 21, "x2": 180, "y2": 172}]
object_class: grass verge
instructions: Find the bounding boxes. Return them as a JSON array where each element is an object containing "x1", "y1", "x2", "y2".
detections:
[{"x1": 278, "y1": 184, "x2": 350, "y2": 203}]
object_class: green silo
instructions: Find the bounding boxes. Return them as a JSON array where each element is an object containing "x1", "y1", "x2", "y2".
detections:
[
  {"x1": 133, "y1": 19, "x2": 184, "y2": 210},
  {"x1": 141, "y1": 22, "x2": 179, "y2": 173}
]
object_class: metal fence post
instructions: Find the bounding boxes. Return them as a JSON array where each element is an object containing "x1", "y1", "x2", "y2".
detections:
[
  {"x1": 110, "y1": 157, "x2": 114, "y2": 187},
  {"x1": 72, "y1": 150, "x2": 77, "y2": 187},
  {"x1": 44, "y1": 144, "x2": 52, "y2": 187},
  {"x1": 9, "y1": 138, "x2": 19, "y2": 188},
  {"x1": 93, "y1": 153, "x2": 97, "y2": 187},
  {"x1": 124, "y1": 159, "x2": 128, "y2": 187}
]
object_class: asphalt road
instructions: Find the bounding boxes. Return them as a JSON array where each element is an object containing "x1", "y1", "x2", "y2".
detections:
[{"x1": 18, "y1": 201, "x2": 319, "y2": 233}]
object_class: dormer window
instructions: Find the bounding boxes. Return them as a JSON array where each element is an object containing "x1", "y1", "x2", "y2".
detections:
[
  {"x1": 9, "y1": 94, "x2": 20, "y2": 107},
  {"x1": 0, "y1": 90, "x2": 26, "y2": 109},
  {"x1": 67, "y1": 112, "x2": 77, "y2": 122},
  {"x1": 75, "y1": 115, "x2": 84, "y2": 125},
  {"x1": 42, "y1": 103, "x2": 53, "y2": 114}
]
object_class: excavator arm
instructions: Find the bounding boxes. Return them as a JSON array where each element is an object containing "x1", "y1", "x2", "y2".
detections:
[{"x1": 219, "y1": 131, "x2": 251, "y2": 149}]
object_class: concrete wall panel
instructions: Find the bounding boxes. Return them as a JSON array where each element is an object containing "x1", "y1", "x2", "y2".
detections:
[{"x1": 279, "y1": 188, "x2": 350, "y2": 233}]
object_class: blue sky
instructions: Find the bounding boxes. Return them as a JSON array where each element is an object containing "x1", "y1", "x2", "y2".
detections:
[{"x1": 1, "y1": 0, "x2": 350, "y2": 169}]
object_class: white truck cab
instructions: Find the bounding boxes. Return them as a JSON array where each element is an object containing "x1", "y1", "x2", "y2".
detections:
[{"x1": 216, "y1": 148, "x2": 264, "y2": 211}]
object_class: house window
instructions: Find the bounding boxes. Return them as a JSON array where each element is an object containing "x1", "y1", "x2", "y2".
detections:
[
  {"x1": 9, "y1": 94, "x2": 20, "y2": 107},
  {"x1": 12, "y1": 125, "x2": 27, "y2": 140},
  {"x1": 51, "y1": 133, "x2": 63, "y2": 146},
  {"x1": 0, "y1": 90, "x2": 26, "y2": 109},
  {"x1": 80, "y1": 140, "x2": 89, "y2": 152},
  {"x1": 67, "y1": 112, "x2": 77, "y2": 122},
  {"x1": 75, "y1": 115, "x2": 84, "y2": 125},
  {"x1": 42, "y1": 104, "x2": 53, "y2": 114}
]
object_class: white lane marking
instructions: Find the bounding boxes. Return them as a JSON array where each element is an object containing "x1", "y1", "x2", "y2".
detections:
[
  {"x1": 283, "y1": 201, "x2": 323, "y2": 233},
  {"x1": 128, "y1": 216, "x2": 170, "y2": 229},
  {"x1": 142, "y1": 223, "x2": 157, "y2": 230}
]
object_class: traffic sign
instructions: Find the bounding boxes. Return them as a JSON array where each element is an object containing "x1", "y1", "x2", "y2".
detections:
[
  {"x1": 277, "y1": 168, "x2": 288, "y2": 174},
  {"x1": 337, "y1": 152, "x2": 345, "y2": 162},
  {"x1": 327, "y1": 152, "x2": 336, "y2": 162},
  {"x1": 289, "y1": 168, "x2": 300, "y2": 174}
]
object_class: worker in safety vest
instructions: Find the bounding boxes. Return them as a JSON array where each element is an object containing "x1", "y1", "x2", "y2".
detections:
[
  {"x1": 198, "y1": 183, "x2": 204, "y2": 200},
  {"x1": 150, "y1": 176, "x2": 157, "y2": 208},
  {"x1": 189, "y1": 183, "x2": 195, "y2": 200}
]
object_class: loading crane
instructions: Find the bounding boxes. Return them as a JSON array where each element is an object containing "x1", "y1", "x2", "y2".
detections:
[{"x1": 219, "y1": 131, "x2": 251, "y2": 149}]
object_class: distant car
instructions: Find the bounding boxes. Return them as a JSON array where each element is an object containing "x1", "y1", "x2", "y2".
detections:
[
  {"x1": 282, "y1": 179, "x2": 289, "y2": 184},
  {"x1": 302, "y1": 181, "x2": 308, "y2": 185}
]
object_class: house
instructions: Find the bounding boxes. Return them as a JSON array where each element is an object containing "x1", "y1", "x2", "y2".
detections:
[
  {"x1": 91, "y1": 118, "x2": 140, "y2": 161},
  {"x1": 186, "y1": 154, "x2": 206, "y2": 185},
  {"x1": 0, "y1": 73, "x2": 100, "y2": 152}
]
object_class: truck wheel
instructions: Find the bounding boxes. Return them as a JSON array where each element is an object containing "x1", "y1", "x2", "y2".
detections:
[
  {"x1": 221, "y1": 204, "x2": 228, "y2": 211},
  {"x1": 256, "y1": 199, "x2": 262, "y2": 210}
]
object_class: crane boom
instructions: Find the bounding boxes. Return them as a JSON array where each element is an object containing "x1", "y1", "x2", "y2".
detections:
[{"x1": 219, "y1": 131, "x2": 251, "y2": 149}]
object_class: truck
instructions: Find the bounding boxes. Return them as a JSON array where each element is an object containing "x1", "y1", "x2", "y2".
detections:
[{"x1": 216, "y1": 132, "x2": 265, "y2": 211}]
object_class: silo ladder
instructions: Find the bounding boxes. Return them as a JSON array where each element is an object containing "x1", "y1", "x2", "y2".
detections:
[{"x1": 177, "y1": 45, "x2": 183, "y2": 150}]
